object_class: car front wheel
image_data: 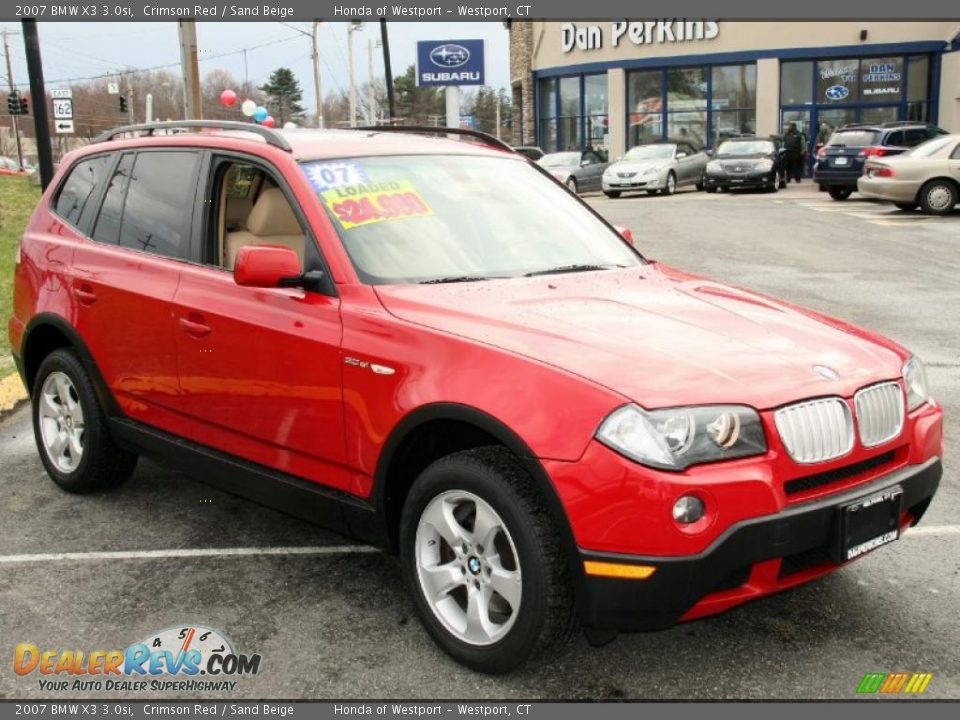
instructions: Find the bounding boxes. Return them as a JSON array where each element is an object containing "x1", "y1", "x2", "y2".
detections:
[
  {"x1": 918, "y1": 179, "x2": 958, "y2": 216},
  {"x1": 32, "y1": 349, "x2": 137, "y2": 494},
  {"x1": 400, "y1": 448, "x2": 574, "y2": 674},
  {"x1": 565, "y1": 177, "x2": 578, "y2": 194},
  {"x1": 603, "y1": 191, "x2": 621, "y2": 199},
  {"x1": 662, "y1": 172, "x2": 677, "y2": 196}
]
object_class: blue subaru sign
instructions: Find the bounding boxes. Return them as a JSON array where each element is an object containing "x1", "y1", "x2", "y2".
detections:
[{"x1": 416, "y1": 40, "x2": 485, "y2": 87}]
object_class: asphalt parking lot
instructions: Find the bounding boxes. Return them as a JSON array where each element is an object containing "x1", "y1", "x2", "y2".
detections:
[{"x1": 1, "y1": 183, "x2": 958, "y2": 700}]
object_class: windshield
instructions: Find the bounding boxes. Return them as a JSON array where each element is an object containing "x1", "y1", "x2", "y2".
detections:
[
  {"x1": 827, "y1": 130, "x2": 880, "y2": 147},
  {"x1": 717, "y1": 140, "x2": 774, "y2": 156},
  {"x1": 538, "y1": 152, "x2": 581, "y2": 169},
  {"x1": 301, "y1": 155, "x2": 642, "y2": 285},
  {"x1": 905, "y1": 136, "x2": 954, "y2": 158},
  {"x1": 623, "y1": 145, "x2": 675, "y2": 161}
]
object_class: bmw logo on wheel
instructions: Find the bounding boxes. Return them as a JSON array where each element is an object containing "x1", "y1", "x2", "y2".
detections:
[
  {"x1": 430, "y1": 44, "x2": 471, "y2": 68},
  {"x1": 825, "y1": 85, "x2": 850, "y2": 101}
]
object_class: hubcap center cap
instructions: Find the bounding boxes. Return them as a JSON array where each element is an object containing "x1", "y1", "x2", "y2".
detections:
[{"x1": 467, "y1": 557, "x2": 482, "y2": 575}]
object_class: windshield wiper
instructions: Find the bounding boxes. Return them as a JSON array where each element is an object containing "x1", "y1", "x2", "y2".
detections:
[
  {"x1": 419, "y1": 275, "x2": 502, "y2": 285},
  {"x1": 523, "y1": 263, "x2": 626, "y2": 278}
]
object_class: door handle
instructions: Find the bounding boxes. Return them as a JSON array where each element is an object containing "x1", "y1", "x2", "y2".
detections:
[
  {"x1": 72, "y1": 285, "x2": 97, "y2": 306},
  {"x1": 178, "y1": 316, "x2": 212, "y2": 337}
]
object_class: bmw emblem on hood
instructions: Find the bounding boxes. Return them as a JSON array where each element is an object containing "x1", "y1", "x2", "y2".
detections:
[
  {"x1": 825, "y1": 85, "x2": 849, "y2": 101},
  {"x1": 430, "y1": 44, "x2": 470, "y2": 68},
  {"x1": 813, "y1": 365, "x2": 841, "y2": 381}
]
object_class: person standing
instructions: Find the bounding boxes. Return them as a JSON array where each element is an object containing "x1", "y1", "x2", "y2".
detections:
[{"x1": 783, "y1": 122, "x2": 804, "y2": 183}]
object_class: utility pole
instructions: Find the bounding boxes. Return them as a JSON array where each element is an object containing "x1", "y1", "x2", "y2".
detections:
[
  {"x1": 312, "y1": 22, "x2": 323, "y2": 128},
  {"x1": 347, "y1": 22, "x2": 364, "y2": 128},
  {"x1": 178, "y1": 20, "x2": 202, "y2": 119},
  {"x1": 124, "y1": 72, "x2": 134, "y2": 124},
  {"x1": 2, "y1": 28, "x2": 24, "y2": 171},
  {"x1": 495, "y1": 93, "x2": 501, "y2": 140},
  {"x1": 379, "y1": 20, "x2": 395, "y2": 123},
  {"x1": 21, "y1": 20, "x2": 53, "y2": 189},
  {"x1": 367, "y1": 38, "x2": 378, "y2": 124},
  {"x1": 145, "y1": 93, "x2": 153, "y2": 123}
]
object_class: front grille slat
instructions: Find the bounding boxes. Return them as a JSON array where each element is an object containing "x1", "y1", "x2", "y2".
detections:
[
  {"x1": 855, "y1": 381, "x2": 904, "y2": 448},
  {"x1": 775, "y1": 397, "x2": 853, "y2": 464},
  {"x1": 784, "y1": 450, "x2": 896, "y2": 496}
]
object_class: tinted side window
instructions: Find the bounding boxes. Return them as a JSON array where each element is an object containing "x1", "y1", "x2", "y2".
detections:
[
  {"x1": 885, "y1": 131, "x2": 903, "y2": 146},
  {"x1": 118, "y1": 152, "x2": 199, "y2": 260},
  {"x1": 92, "y1": 154, "x2": 134, "y2": 245},
  {"x1": 54, "y1": 155, "x2": 111, "y2": 228},
  {"x1": 903, "y1": 129, "x2": 929, "y2": 147},
  {"x1": 951, "y1": 143, "x2": 960, "y2": 160}
]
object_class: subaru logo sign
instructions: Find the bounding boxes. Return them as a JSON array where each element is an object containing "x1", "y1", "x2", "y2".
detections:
[
  {"x1": 430, "y1": 44, "x2": 470, "y2": 69},
  {"x1": 825, "y1": 85, "x2": 850, "y2": 101},
  {"x1": 417, "y1": 40, "x2": 485, "y2": 87}
]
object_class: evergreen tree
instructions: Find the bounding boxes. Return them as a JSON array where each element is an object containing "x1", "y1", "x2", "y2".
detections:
[{"x1": 259, "y1": 68, "x2": 306, "y2": 125}]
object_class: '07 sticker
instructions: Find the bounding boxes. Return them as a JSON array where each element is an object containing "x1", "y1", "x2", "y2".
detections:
[
  {"x1": 303, "y1": 161, "x2": 370, "y2": 192},
  {"x1": 322, "y1": 180, "x2": 433, "y2": 230}
]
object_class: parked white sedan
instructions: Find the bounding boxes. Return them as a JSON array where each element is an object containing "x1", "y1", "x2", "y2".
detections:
[{"x1": 602, "y1": 141, "x2": 709, "y2": 198}]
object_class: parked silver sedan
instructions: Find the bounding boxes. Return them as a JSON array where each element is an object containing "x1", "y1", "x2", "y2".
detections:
[
  {"x1": 602, "y1": 141, "x2": 709, "y2": 198},
  {"x1": 858, "y1": 133, "x2": 960, "y2": 215}
]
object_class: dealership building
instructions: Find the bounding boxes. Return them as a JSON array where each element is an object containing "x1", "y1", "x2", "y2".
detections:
[{"x1": 509, "y1": 21, "x2": 960, "y2": 158}]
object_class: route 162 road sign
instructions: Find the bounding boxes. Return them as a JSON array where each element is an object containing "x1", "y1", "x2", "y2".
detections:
[{"x1": 52, "y1": 98, "x2": 73, "y2": 120}]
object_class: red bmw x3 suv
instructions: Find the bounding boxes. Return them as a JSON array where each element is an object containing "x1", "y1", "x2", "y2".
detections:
[{"x1": 9, "y1": 122, "x2": 942, "y2": 673}]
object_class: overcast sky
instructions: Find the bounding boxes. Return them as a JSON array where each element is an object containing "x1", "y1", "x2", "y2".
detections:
[{"x1": 1, "y1": 21, "x2": 511, "y2": 108}]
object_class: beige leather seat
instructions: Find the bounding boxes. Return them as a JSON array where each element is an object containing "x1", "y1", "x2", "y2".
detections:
[{"x1": 224, "y1": 188, "x2": 305, "y2": 269}]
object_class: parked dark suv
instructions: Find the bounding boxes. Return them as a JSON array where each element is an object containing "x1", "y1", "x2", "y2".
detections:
[{"x1": 814, "y1": 122, "x2": 948, "y2": 200}]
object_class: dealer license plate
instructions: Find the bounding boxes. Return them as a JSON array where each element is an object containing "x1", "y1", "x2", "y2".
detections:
[
  {"x1": 840, "y1": 487, "x2": 902, "y2": 561},
  {"x1": 834, "y1": 156, "x2": 849, "y2": 166}
]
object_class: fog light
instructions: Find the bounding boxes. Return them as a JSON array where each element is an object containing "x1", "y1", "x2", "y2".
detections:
[{"x1": 673, "y1": 495, "x2": 705, "y2": 524}]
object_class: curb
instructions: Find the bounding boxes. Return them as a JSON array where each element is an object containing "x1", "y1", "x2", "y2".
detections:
[{"x1": 0, "y1": 372, "x2": 28, "y2": 418}]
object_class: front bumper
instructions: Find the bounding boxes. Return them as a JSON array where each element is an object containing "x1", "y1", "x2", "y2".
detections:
[
  {"x1": 703, "y1": 171, "x2": 774, "y2": 189},
  {"x1": 603, "y1": 173, "x2": 665, "y2": 192},
  {"x1": 577, "y1": 457, "x2": 941, "y2": 632}
]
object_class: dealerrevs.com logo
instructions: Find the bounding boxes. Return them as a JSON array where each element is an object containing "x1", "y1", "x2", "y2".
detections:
[
  {"x1": 14, "y1": 625, "x2": 262, "y2": 693},
  {"x1": 856, "y1": 672, "x2": 934, "y2": 695}
]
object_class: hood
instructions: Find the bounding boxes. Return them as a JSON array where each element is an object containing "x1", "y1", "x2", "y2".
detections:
[
  {"x1": 607, "y1": 159, "x2": 669, "y2": 175},
  {"x1": 374, "y1": 266, "x2": 905, "y2": 410},
  {"x1": 715, "y1": 156, "x2": 772, "y2": 168}
]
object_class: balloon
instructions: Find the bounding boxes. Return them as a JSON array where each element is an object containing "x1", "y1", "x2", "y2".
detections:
[
  {"x1": 240, "y1": 99, "x2": 256, "y2": 117},
  {"x1": 219, "y1": 89, "x2": 237, "y2": 107},
  {"x1": 262, "y1": 116, "x2": 276, "y2": 129},
  {"x1": 282, "y1": 122, "x2": 297, "y2": 130},
  {"x1": 253, "y1": 106, "x2": 268, "y2": 123}
]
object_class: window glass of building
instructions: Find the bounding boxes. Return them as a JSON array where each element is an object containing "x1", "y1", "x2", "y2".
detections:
[
  {"x1": 54, "y1": 155, "x2": 111, "y2": 228},
  {"x1": 627, "y1": 69, "x2": 664, "y2": 148},
  {"x1": 860, "y1": 56, "x2": 904, "y2": 104},
  {"x1": 538, "y1": 78, "x2": 558, "y2": 152},
  {"x1": 583, "y1": 74, "x2": 608, "y2": 156},
  {"x1": 558, "y1": 76, "x2": 582, "y2": 150},
  {"x1": 117, "y1": 151, "x2": 199, "y2": 260},
  {"x1": 780, "y1": 61, "x2": 813, "y2": 106},
  {"x1": 817, "y1": 59, "x2": 859, "y2": 105}
]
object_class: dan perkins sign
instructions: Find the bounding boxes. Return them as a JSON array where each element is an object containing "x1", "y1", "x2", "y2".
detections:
[
  {"x1": 562, "y1": 21, "x2": 720, "y2": 52},
  {"x1": 416, "y1": 40, "x2": 485, "y2": 87}
]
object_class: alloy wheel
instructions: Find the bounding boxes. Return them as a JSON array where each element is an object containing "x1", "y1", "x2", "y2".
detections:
[
  {"x1": 925, "y1": 184, "x2": 953, "y2": 212},
  {"x1": 38, "y1": 371, "x2": 85, "y2": 473},
  {"x1": 415, "y1": 490, "x2": 522, "y2": 646}
]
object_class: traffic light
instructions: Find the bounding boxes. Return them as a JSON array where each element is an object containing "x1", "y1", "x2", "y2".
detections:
[
  {"x1": 6, "y1": 92, "x2": 17, "y2": 115},
  {"x1": 118, "y1": 95, "x2": 127, "y2": 113},
  {"x1": 19, "y1": 95, "x2": 28, "y2": 115}
]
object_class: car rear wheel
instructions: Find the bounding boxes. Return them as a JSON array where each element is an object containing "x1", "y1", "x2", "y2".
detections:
[
  {"x1": 400, "y1": 447, "x2": 575, "y2": 674},
  {"x1": 603, "y1": 191, "x2": 621, "y2": 199},
  {"x1": 565, "y1": 177, "x2": 578, "y2": 194},
  {"x1": 828, "y1": 187, "x2": 853, "y2": 201},
  {"x1": 32, "y1": 349, "x2": 137, "y2": 494},
  {"x1": 661, "y1": 172, "x2": 677, "y2": 196},
  {"x1": 918, "y1": 179, "x2": 958, "y2": 216}
]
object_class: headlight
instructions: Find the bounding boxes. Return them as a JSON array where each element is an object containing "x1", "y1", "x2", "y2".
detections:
[
  {"x1": 642, "y1": 165, "x2": 663, "y2": 175},
  {"x1": 706, "y1": 161, "x2": 722, "y2": 173},
  {"x1": 756, "y1": 159, "x2": 774, "y2": 172},
  {"x1": 596, "y1": 404, "x2": 767, "y2": 471},
  {"x1": 902, "y1": 356, "x2": 930, "y2": 411}
]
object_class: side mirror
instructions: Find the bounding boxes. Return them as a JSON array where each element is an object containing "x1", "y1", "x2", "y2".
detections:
[
  {"x1": 705, "y1": 149, "x2": 714, "y2": 157},
  {"x1": 580, "y1": 159, "x2": 592, "y2": 167},
  {"x1": 234, "y1": 245, "x2": 304, "y2": 288},
  {"x1": 614, "y1": 225, "x2": 636, "y2": 246},
  {"x1": 676, "y1": 152, "x2": 688, "y2": 159}
]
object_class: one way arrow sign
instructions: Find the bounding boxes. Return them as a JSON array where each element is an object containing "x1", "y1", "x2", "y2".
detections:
[{"x1": 55, "y1": 119, "x2": 75, "y2": 134}]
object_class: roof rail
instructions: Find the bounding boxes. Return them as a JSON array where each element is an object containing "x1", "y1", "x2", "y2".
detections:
[
  {"x1": 355, "y1": 124, "x2": 515, "y2": 153},
  {"x1": 92, "y1": 120, "x2": 292, "y2": 152},
  {"x1": 879, "y1": 120, "x2": 937, "y2": 128}
]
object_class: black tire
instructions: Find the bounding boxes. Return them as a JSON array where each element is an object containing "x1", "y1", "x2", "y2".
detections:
[
  {"x1": 704, "y1": 186, "x2": 717, "y2": 194},
  {"x1": 646, "y1": 190, "x2": 658, "y2": 196},
  {"x1": 32, "y1": 349, "x2": 137, "y2": 494},
  {"x1": 917, "y1": 179, "x2": 958, "y2": 216},
  {"x1": 828, "y1": 187, "x2": 853, "y2": 201},
  {"x1": 565, "y1": 177, "x2": 578, "y2": 194},
  {"x1": 400, "y1": 447, "x2": 575, "y2": 674},
  {"x1": 603, "y1": 191, "x2": 621, "y2": 199},
  {"x1": 894, "y1": 202, "x2": 918, "y2": 212},
  {"x1": 767, "y1": 171, "x2": 781, "y2": 193},
  {"x1": 779, "y1": 176, "x2": 788, "y2": 189},
  {"x1": 695, "y1": 179, "x2": 704, "y2": 191},
  {"x1": 661, "y1": 172, "x2": 677, "y2": 196}
]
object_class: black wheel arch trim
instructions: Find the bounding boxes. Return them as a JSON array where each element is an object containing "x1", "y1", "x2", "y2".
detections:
[
  {"x1": 371, "y1": 402, "x2": 587, "y2": 608},
  {"x1": 21, "y1": 313, "x2": 121, "y2": 416}
]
